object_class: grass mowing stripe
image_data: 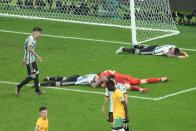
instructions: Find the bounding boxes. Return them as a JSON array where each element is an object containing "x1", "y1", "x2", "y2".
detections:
[
  {"x1": 0, "y1": 80, "x2": 155, "y2": 100},
  {"x1": 0, "y1": 29, "x2": 196, "y2": 52}
]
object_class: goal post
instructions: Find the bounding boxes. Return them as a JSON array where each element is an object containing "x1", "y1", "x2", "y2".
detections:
[{"x1": 0, "y1": 0, "x2": 179, "y2": 45}]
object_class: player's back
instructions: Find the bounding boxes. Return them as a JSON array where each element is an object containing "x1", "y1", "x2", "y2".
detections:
[
  {"x1": 75, "y1": 74, "x2": 98, "y2": 85},
  {"x1": 112, "y1": 89, "x2": 125, "y2": 119},
  {"x1": 99, "y1": 70, "x2": 121, "y2": 78},
  {"x1": 153, "y1": 45, "x2": 176, "y2": 55}
]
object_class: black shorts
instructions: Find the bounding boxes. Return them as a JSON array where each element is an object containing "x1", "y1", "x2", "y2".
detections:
[
  {"x1": 140, "y1": 45, "x2": 158, "y2": 55},
  {"x1": 26, "y1": 61, "x2": 39, "y2": 76}
]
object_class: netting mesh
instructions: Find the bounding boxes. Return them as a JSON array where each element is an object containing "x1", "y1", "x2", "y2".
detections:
[{"x1": 0, "y1": 0, "x2": 179, "y2": 44}]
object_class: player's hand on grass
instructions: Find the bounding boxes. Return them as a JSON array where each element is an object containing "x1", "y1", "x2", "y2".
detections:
[
  {"x1": 178, "y1": 56, "x2": 186, "y2": 59},
  {"x1": 37, "y1": 56, "x2": 43, "y2": 62}
]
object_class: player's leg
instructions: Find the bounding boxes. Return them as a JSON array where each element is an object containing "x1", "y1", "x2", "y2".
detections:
[
  {"x1": 140, "y1": 77, "x2": 168, "y2": 84},
  {"x1": 16, "y1": 63, "x2": 34, "y2": 95},
  {"x1": 31, "y1": 62, "x2": 42, "y2": 94},
  {"x1": 116, "y1": 47, "x2": 138, "y2": 54},
  {"x1": 43, "y1": 76, "x2": 65, "y2": 81},
  {"x1": 40, "y1": 81, "x2": 61, "y2": 86},
  {"x1": 61, "y1": 75, "x2": 80, "y2": 86},
  {"x1": 124, "y1": 84, "x2": 149, "y2": 93},
  {"x1": 139, "y1": 45, "x2": 158, "y2": 55}
]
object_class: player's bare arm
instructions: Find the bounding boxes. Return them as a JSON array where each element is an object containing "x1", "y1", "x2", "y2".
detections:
[
  {"x1": 28, "y1": 45, "x2": 43, "y2": 62},
  {"x1": 181, "y1": 51, "x2": 189, "y2": 57},
  {"x1": 102, "y1": 96, "x2": 109, "y2": 113},
  {"x1": 124, "y1": 93, "x2": 128, "y2": 103},
  {"x1": 122, "y1": 101, "x2": 129, "y2": 123}
]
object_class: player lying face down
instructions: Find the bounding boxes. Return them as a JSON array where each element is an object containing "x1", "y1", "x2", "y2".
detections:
[
  {"x1": 40, "y1": 74, "x2": 98, "y2": 87},
  {"x1": 116, "y1": 44, "x2": 189, "y2": 58},
  {"x1": 92, "y1": 70, "x2": 168, "y2": 93}
]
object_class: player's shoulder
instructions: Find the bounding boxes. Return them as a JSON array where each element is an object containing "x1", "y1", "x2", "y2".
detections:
[{"x1": 36, "y1": 117, "x2": 42, "y2": 125}]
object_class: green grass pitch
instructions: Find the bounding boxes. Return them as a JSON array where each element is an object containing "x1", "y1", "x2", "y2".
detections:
[{"x1": 0, "y1": 17, "x2": 196, "y2": 131}]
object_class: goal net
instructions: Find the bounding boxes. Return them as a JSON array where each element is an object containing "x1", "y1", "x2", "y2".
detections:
[{"x1": 0, "y1": 0, "x2": 179, "y2": 45}]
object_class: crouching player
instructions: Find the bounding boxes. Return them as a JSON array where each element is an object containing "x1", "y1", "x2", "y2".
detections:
[
  {"x1": 116, "y1": 44, "x2": 189, "y2": 58},
  {"x1": 40, "y1": 74, "x2": 98, "y2": 87},
  {"x1": 102, "y1": 75, "x2": 129, "y2": 131},
  {"x1": 105, "y1": 79, "x2": 129, "y2": 131}
]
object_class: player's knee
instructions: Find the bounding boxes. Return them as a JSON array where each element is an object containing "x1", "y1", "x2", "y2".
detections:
[{"x1": 30, "y1": 74, "x2": 36, "y2": 79}]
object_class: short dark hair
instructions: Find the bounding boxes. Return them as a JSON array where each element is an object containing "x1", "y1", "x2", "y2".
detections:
[
  {"x1": 39, "y1": 106, "x2": 47, "y2": 112},
  {"x1": 107, "y1": 75, "x2": 115, "y2": 81},
  {"x1": 106, "y1": 80, "x2": 115, "y2": 91},
  {"x1": 33, "y1": 27, "x2": 42, "y2": 32},
  {"x1": 174, "y1": 48, "x2": 180, "y2": 56}
]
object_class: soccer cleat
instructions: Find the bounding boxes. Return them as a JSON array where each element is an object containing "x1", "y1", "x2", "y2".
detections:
[
  {"x1": 15, "y1": 85, "x2": 20, "y2": 96},
  {"x1": 161, "y1": 77, "x2": 168, "y2": 82},
  {"x1": 140, "y1": 88, "x2": 149, "y2": 93},
  {"x1": 116, "y1": 47, "x2": 124, "y2": 54},
  {"x1": 36, "y1": 91, "x2": 45, "y2": 95},
  {"x1": 43, "y1": 77, "x2": 49, "y2": 81}
]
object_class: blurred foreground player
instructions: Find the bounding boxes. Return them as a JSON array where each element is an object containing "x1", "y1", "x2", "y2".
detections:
[
  {"x1": 16, "y1": 27, "x2": 44, "y2": 96},
  {"x1": 106, "y1": 80, "x2": 129, "y2": 131},
  {"x1": 102, "y1": 75, "x2": 129, "y2": 131},
  {"x1": 35, "y1": 106, "x2": 48, "y2": 131}
]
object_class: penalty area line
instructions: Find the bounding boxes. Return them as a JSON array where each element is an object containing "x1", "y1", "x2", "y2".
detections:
[
  {"x1": 0, "y1": 29, "x2": 196, "y2": 52},
  {"x1": 0, "y1": 80, "x2": 155, "y2": 101},
  {"x1": 154, "y1": 86, "x2": 196, "y2": 100}
]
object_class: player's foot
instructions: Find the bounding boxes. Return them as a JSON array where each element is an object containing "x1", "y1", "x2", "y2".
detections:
[
  {"x1": 140, "y1": 88, "x2": 149, "y2": 93},
  {"x1": 161, "y1": 77, "x2": 168, "y2": 82},
  {"x1": 116, "y1": 47, "x2": 124, "y2": 54},
  {"x1": 36, "y1": 90, "x2": 45, "y2": 95},
  {"x1": 43, "y1": 77, "x2": 49, "y2": 81},
  {"x1": 15, "y1": 85, "x2": 20, "y2": 96}
]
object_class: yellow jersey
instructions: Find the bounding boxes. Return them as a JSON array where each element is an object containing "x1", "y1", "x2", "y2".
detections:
[
  {"x1": 36, "y1": 117, "x2": 48, "y2": 131},
  {"x1": 112, "y1": 89, "x2": 125, "y2": 119}
]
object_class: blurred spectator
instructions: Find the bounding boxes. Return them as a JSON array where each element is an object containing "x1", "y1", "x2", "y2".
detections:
[
  {"x1": 35, "y1": 0, "x2": 45, "y2": 10},
  {"x1": 48, "y1": 0, "x2": 53, "y2": 10},
  {"x1": 16, "y1": 0, "x2": 23, "y2": 8},
  {"x1": 56, "y1": 0, "x2": 62, "y2": 11},
  {"x1": 24, "y1": 0, "x2": 33, "y2": 9}
]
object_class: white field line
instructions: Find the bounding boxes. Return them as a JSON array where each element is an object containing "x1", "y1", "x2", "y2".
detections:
[
  {"x1": 154, "y1": 87, "x2": 196, "y2": 100},
  {"x1": 0, "y1": 80, "x2": 155, "y2": 100},
  {"x1": 0, "y1": 29, "x2": 196, "y2": 52}
]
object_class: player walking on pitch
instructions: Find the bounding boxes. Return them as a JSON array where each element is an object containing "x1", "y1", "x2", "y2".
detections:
[{"x1": 16, "y1": 27, "x2": 43, "y2": 95}]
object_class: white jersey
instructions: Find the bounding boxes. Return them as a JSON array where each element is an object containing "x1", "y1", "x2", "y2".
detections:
[
  {"x1": 75, "y1": 74, "x2": 98, "y2": 85},
  {"x1": 153, "y1": 45, "x2": 176, "y2": 56},
  {"x1": 23, "y1": 35, "x2": 36, "y2": 64},
  {"x1": 105, "y1": 83, "x2": 127, "y2": 112}
]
